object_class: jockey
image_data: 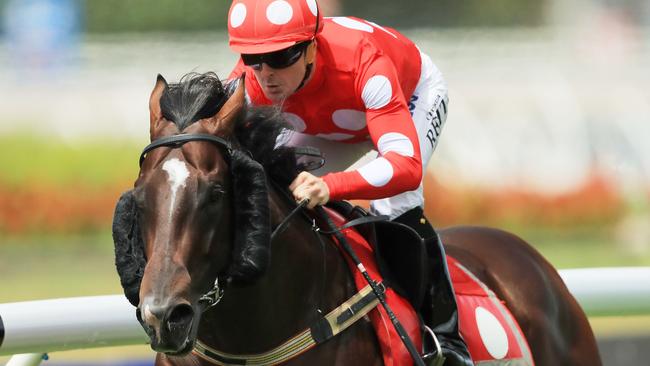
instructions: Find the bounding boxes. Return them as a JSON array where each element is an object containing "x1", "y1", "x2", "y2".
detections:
[{"x1": 226, "y1": 1, "x2": 471, "y2": 365}]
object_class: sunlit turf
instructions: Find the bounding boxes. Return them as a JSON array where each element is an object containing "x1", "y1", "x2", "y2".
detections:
[
  {"x1": 509, "y1": 225, "x2": 650, "y2": 269},
  {"x1": 0, "y1": 134, "x2": 141, "y2": 187},
  {"x1": 1, "y1": 229, "x2": 648, "y2": 304},
  {"x1": 0, "y1": 233, "x2": 123, "y2": 302}
]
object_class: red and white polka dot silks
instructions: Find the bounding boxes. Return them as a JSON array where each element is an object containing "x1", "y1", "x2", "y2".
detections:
[
  {"x1": 229, "y1": 17, "x2": 423, "y2": 201},
  {"x1": 228, "y1": 0, "x2": 324, "y2": 54}
]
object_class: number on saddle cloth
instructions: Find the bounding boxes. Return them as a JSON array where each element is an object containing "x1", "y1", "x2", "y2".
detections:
[{"x1": 326, "y1": 201, "x2": 430, "y2": 310}]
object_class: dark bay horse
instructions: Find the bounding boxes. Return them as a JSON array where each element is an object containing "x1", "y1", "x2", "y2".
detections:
[{"x1": 112, "y1": 72, "x2": 601, "y2": 366}]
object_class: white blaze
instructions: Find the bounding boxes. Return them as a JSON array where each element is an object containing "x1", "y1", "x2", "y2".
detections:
[{"x1": 162, "y1": 158, "x2": 190, "y2": 220}]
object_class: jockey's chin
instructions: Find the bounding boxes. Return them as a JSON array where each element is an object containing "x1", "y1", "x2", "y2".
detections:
[{"x1": 253, "y1": 59, "x2": 310, "y2": 104}]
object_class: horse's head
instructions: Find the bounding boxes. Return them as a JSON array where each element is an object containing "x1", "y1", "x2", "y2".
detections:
[{"x1": 112, "y1": 73, "x2": 272, "y2": 354}]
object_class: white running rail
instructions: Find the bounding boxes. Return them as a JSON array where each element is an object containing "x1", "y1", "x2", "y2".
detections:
[{"x1": 1, "y1": 267, "x2": 649, "y2": 366}]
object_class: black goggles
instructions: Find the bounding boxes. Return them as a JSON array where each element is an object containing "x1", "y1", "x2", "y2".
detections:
[{"x1": 241, "y1": 41, "x2": 311, "y2": 70}]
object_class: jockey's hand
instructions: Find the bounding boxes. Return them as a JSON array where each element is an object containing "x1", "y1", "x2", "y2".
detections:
[{"x1": 289, "y1": 171, "x2": 330, "y2": 209}]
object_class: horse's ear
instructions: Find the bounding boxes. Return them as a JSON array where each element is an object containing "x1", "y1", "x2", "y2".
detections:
[
  {"x1": 205, "y1": 75, "x2": 245, "y2": 136},
  {"x1": 149, "y1": 74, "x2": 168, "y2": 137}
]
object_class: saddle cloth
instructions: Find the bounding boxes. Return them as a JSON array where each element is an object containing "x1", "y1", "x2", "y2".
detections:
[
  {"x1": 448, "y1": 257, "x2": 535, "y2": 365},
  {"x1": 325, "y1": 208, "x2": 534, "y2": 366}
]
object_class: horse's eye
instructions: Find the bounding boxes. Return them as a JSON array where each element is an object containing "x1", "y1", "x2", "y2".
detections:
[
  {"x1": 134, "y1": 189, "x2": 146, "y2": 210},
  {"x1": 209, "y1": 183, "x2": 226, "y2": 201}
]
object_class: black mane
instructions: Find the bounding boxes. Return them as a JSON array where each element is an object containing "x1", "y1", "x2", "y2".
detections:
[{"x1": 160, "y1": 72, "x2": 299, "y2": 186}]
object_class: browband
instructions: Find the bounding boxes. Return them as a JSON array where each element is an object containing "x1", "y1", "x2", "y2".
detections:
[{"x1": 139, "y1": 134, "x2": 233, "y2": 167}]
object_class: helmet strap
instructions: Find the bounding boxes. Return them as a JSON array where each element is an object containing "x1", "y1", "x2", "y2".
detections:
[
  {"x1": 294, "y1": 3, "x2": 320, "y2": 93},
  {"x1": 313, "y1": 4, "x2": 320, "y2": 38},
  {"x1": 294, "y1": 63, "x2": 313, "y2": 93}
]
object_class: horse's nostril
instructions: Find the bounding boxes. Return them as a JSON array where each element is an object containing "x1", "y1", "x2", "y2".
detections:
[{"x1": 167, "y1": 304, "x2": 194, "y2": 327}]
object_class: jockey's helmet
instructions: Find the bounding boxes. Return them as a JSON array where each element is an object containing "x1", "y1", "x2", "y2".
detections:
[{"x1": 228, "y1": 0, "x2": 324, "y2": 55}]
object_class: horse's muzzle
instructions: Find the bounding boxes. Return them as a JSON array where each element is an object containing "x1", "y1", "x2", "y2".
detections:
[{"x1": 137, "y1": 302, "x2": 197, "y2": 354}]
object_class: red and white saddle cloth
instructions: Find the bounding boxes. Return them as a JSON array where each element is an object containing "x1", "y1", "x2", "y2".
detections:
[
  {"x1": 448, "y1": 257, "x2": 535, "y2": 365},
  {"x1": 327, "y1": 209, "x2": 534, "y2": 366}
]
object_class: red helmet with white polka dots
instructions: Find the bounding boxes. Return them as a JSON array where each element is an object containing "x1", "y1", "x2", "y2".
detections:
[{"x1": 228, "y1": 0, "x2": 324, "y2": 54}]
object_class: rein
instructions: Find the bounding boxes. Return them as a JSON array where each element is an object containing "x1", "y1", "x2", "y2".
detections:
[{"x1": 314, "y1": 206, "x2": 427, "y2": 366}]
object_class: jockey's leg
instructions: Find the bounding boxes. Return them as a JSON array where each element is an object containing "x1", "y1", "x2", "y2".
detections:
[
  {"x1": 392, "y1": 206, "x2": 435, "y2": 238},
  {"x1": 424, "y1": 234, "x2": 473, "y2": 366},
  {"x1": 382, "y1": 54, "x2": 472, "y2": 366},
  {"x1": 392, "y1": 207, "x2": 472, "y2": 366}
]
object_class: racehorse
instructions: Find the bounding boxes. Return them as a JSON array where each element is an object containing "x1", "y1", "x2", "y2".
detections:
[{"x1": 112, "y1": 72, "x2": 601, "y2": 366}]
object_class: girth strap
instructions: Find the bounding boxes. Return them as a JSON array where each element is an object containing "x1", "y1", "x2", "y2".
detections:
[{"x1": 193, "y1": 283, "x2": 384, "y2": 366}]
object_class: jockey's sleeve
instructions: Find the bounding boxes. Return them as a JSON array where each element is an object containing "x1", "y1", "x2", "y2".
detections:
[{"x1": 322, "y1": 54, "x2": 423, "y2": 201}]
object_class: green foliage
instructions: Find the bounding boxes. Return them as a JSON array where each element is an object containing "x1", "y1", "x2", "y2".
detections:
[
  {"x1": 84, "y1": 0, "x2": 229, "y2": 33},
  {"x1": 0, "y1": 233, "x2": 122, "y2": 302},
  {"x1": 0, "y1": 134, "x2": 140, "y2": 187}
]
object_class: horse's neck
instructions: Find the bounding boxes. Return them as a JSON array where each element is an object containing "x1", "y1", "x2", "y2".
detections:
[{"x1": 197, "y1": 187, "x2": 357, "y2": 353}]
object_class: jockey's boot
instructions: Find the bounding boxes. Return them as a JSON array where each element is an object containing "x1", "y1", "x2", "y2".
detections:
[{"x1": 393, "y1": 208, "x2": 473, "y2": 366}]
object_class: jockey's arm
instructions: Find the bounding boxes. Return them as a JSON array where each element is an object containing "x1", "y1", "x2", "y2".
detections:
[
  {"x1": 229, "y1": 56, "x2": 423, "y2": 207},
  {"x1": 321, "y1": 55, "x2": 423, "y2": 201}
]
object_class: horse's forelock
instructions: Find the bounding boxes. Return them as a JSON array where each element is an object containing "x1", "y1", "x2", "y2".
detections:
[
  {"x1": 160, "y1": 72, "x2": 227, "y2": 131},
  {"x1": 117, "y1": 72, "x2": 301, "y2": 295}
]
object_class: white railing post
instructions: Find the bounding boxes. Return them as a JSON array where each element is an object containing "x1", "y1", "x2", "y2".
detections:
[
  {"x1": 5, "y1": 353, "x2": 46, "y2": 366},
  {"x1": 559, "y1": 267, "x2": 650, "y2": 315},
  {"x1": 0, "y1": 295, "x2": 148, "y2": 356},
  {"x1": 0, "y1": 267, "x2": 648, "y2": 360}
]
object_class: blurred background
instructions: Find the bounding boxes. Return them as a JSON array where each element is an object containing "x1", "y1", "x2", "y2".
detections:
[{"x1": 0, "y1": 0, "x2": 648, "y2": 365}]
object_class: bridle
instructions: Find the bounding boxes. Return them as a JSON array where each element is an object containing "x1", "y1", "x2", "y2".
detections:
[
  {"x1": 138, "y1": 133, "x2": 313, "y2": 311},
  {"x1": 139, "y1": 133, "x2": 235, "y2": 310},
  {"x1": 138, "y1": 133, "x2": 407, "y2": 366}
]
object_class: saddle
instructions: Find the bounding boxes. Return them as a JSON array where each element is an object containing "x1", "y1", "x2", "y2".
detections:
[
  {"x1": 325, "y1": 202, "x2": 535, "y2": 366},
  {"x1": 326, "y1": 201, "x2": 430, "y2": 311}
]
